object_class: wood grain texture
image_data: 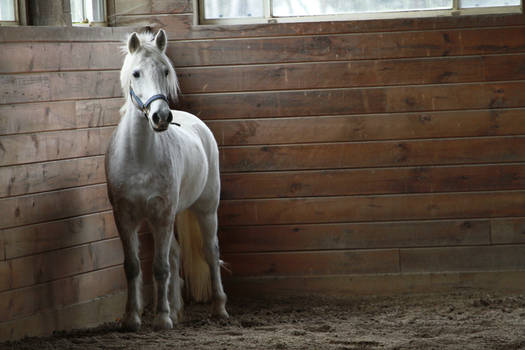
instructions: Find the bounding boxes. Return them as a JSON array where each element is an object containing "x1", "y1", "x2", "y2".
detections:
[
  {"x1": 178, "y1": 54, "x2": 525, "y2": 93},
  {"x1": 491, "y1": 218, "x2": 525, "y2": 244},
  {"x1": 0, "y1": 156, "x2": 106, "y2": 198},
  {"x1": 219, "y1": 136, "x2": 525, "y2": 172},
  {"x1": 182, "y1": 82, "x2": 525, "y2": 120},
  {"x1": 169, "y1": 26, "x2": 525, "y2": 66},
  {"x1": 222, "y1": 249, "x2": 399, "y2": 277},
  {"x1": 0, "y1": 99, "x2": 121, "y2": 136},
  {"x1": 0, "y1": 289, "x2": 127, "y2": 341},
  {"x1": 0, "y1": 234, "x2": 152, "y2": 292},
  {"x1": 0, "y1": 265, "x2": 124, "y2": 323},
  {"x1": 0, "y1": 127, "x2": 114, "y2": 167},
  {"x1": 221, "y1": 164, "x2": 525, "y2": 199},
  {"x1": 0, "y1": 259, "x2": 152, "y2": 325},
  {"x1": 1, "y1": 13, "x2": 525, "y2": 42},
  {"x1": 0, "y1": 42, "x2": 122, "y2": 74},
  {"x1": 400, "y1": 244, "x2": 525, "y2": 272},
  {"x1": 0, "y1": 71, "x2": 121, "y2": 104},
  {"x1": 208, "y1": 109, "x2": 525, "y2": 146},
  {"x1": 0, "y1": 211, "x2": 116, "y2": 259},
  {"x1": 0, "y1": 184, "x2": 111, "y2": 230},
  {"x1": 223, "y1": 271, "x2": 525, "y2": 298},
  {"x1": 218, "y1": 191, "x2": 525, "y2": 226},
  {"x1": 219, "y1": 219, "x2": 490, "y2": 253}
]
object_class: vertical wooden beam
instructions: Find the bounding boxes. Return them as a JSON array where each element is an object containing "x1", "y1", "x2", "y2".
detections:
[{"x1": 27, "y1": 0, "x2": 71, "y2": 26}]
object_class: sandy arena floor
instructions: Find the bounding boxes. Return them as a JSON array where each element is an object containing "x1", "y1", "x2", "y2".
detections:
[{"x1": 2, "y1": 292, "x2": 525, "y2": 349}]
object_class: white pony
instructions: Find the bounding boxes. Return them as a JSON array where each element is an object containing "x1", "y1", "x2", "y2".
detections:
[{"x1": 105, "y1": 29, "x2": 228, "y2": 331}]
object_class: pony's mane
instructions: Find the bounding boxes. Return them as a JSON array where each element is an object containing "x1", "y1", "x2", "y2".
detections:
[{"x1": 120, "y1": 31, "x2": 179, "y2": 116}]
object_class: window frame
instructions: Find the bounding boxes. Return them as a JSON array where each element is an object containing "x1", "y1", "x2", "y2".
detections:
[
  {"x1": 198, "y1": 0, "x2": 523, "y2": 25},
  {"x1": 0, "y1": 0, "x2": 19, "y2": 26},
  {"x1": 71, "y1": 0, "x2": 107, "y2": 27}
]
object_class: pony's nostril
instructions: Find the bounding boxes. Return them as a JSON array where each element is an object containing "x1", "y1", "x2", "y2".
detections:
[
  {"x1": 152, "y1": 112, "x2": 160, "y2": 124},
  {"x1": 167, "y1": 112, "x2": 173, "y2": 124}
]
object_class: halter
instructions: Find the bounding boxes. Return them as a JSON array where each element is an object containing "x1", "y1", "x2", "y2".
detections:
[{"x1": 129, "y1": 87, "x2": 180, "y2": 126}]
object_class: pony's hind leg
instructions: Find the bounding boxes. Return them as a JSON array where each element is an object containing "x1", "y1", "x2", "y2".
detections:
[
  {"x1": 194, "y1": 210, "x2": 229, "y2": 318},
  {"x1": 113, "y1": 209, "x2": 143, "y2": 331},
  {"x1": 168, "y1": 236, "x2": 184, "y2": 323}
]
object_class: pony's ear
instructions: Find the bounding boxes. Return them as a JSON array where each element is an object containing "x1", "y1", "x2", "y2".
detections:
[
  {"x1": 155, "y1": 29, "x2": 167, "y2": 53},
  {"x1": 128, "y1": 32, "x2": 140, "y2": 54}
]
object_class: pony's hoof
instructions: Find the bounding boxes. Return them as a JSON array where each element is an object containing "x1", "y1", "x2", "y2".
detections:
[
  {"x1": 170, "y1": 309, "x2": 184, "y2": 324},
  {"x1": 153, "y1": 313, "x2": 173, "y2": 330},
  {"x1": 122, "y1": 312, "x2": 141, "y2": 331},
  {"x1": 211, "y1": 305, "x2": 229, "y2": 319}
]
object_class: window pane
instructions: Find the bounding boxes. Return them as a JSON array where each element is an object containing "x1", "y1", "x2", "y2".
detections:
[
  {"x1": 0, "y1": 0, "x2": 15, "y2": 21},
  {"x1": 204, "y1": 0, "x2": 263, "y2": 19},
  {"x1": 86, "y1": 0, "x2": 105, "y2": 22},
  {"x1": 70, "y1": 0, "x2": 84, "y2": 22},
  {"x1": 460, "y1": 0, "x2": 519, "y2": 7},
  {"x1": 273, "y1": 0, "x2": 452, "y2": 16}
]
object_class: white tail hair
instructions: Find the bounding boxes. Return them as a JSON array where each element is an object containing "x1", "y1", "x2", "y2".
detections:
[{"x1": 176, "y1": 209, "x2": 212, "y2": 303}]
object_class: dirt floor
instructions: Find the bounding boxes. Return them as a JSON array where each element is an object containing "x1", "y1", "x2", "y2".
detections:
[{"x1": 2, "y1": 291, "x2": 525, "y2": 349}]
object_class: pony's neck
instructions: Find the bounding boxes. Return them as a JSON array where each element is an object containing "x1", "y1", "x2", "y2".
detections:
[{"x1": 122, "y1": 101, "x2": 156, "y2": 160}]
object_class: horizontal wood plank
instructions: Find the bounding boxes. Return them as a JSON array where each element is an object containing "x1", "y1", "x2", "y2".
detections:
[
  {"x1": 224, "y1": 271, "x2": 525, "y2": 298},
  {"x1": 0, "y1": 234, "x2": 152, "y2": 292},
  {"x1": 400, "y1": 245, "x2": 525, "y2": 272},
  {"x1": 218, "y1": 191, "x2": 525, "y2": 226},
  {"x1": 0, "y1": 156, "x2": 106, "y2": 198},
  {"x1": 0, "y1": 259, "x2": 152, "y2": 324},
  {"x1": 0, "y1": 42, "x2": 122, "y2": 74},
  {"x1": 222, "y1": 249, "x2": 399, "y2": 277},
  {"x1": 219, "y1": 219, "x2": 490, "y2": 253},
  {"x1": 0, "y1": 265, "x2": 124, "y2": 323},
  {"x1": 0, "y1": 289, "x2": 128, "y2": 341},
  {"x1": 0, "y1": 71, "x2": 120, "y2": 105},
  {"x1": 178, "y1": 54, "x2": 525, "y2": 93},
  {"x1": 170, "y1": 26, "x2": 525, "y2": 67},
  {"x1": 491, "y1": 217, "x2": 525, "y2": 244},
  {"x1": 221, "y1": 164, "x2": 525, "y2": 199},
  {"x1": 219, "y1": 136, "x2": 525, "y2": 172},
  {"x1": 0, "y1": 238, "x2": 121, "y2": 292},
  {"x1": 0, "y1": 127, "x2": 114, "y2": 167},
  {"x1": 0, "y1": 99, "x2": 121, "y2": 136},
  {"x1": 182, "y1": 82, "x2": 525, "y2": 120},
  {"x1": 208, "y1": 109, "x2": 525, "y2": 146},
  {"x1": 2, "y1": 13, "x2": 525, "y2": 43},
  {"x1": 188, "y1": 14, "x2": 525, "y2": 40},
  {"x1": 0, "y1": 211, "x2": 117, "y2": 259},
  {"x1": 0, "y1": 184, "x2": 111, "y2": 230}
]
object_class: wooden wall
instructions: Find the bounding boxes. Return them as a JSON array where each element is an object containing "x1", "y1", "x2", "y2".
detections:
[{"x1": 2, "y1": 0, "x2": 525, "y2": 340}]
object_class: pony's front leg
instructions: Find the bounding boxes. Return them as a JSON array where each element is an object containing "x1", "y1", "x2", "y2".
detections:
[
  {"x1": 151, "y1": 222, "x2": 175, "y2": 330},
  {"x1": 113, "y1": 209, "x2": 143, "y2": 331}
]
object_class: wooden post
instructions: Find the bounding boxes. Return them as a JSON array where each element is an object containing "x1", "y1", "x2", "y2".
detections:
[{"x1": 28, "y1": 0, "x2": 72, "y2": 26}]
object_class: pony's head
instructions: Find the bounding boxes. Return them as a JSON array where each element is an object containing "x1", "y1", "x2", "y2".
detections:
[{"x1": 121, "y1": 29, "x2": 179, "y2": 132}]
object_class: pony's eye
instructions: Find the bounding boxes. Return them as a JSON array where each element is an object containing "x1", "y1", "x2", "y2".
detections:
[
  {"x1": 164, "y1": 69, "x2": 169, "y2": 77},
  {"x1": 133, "y1": 71, "x2": 140, "y2": 78}
]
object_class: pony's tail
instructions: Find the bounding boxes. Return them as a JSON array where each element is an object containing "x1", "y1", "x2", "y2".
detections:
[{"x1": 176, "y1": 209, "x2": 212, "y2": 303}]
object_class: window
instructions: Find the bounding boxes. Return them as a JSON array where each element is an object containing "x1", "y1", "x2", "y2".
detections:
[
  {"x1": 200, "y1": 0, "x2": 522, "y2": 24},
  {"x1": 70, "y1": 0, "x2": 106, "y2": 26},
  {"x1": 0, "y1": 0, "x2": 17, "y2": 24}
]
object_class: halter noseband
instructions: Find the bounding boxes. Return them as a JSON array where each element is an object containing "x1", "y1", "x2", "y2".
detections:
[
  {"x1": 129, "y1": 87, "x2": 180, "y2": 126},
  {"x1": 130, "y1": 87, "x2": 169, "y2": 118}
]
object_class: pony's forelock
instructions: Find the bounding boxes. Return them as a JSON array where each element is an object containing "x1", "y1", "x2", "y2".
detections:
[{"x1": 120, "y1": 31, "x2": 179, "y2": 116}]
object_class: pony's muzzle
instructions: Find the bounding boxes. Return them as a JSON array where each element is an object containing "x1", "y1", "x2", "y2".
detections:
[{"x1": 151, "y1": 108, "x2": 172, "y2": 132}]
